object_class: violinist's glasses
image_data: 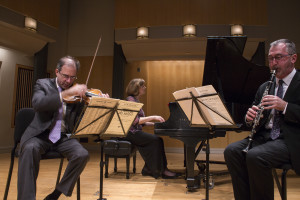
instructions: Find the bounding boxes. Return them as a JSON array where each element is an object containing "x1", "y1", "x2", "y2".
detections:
[
  {"x1": 59, "y1": 71, "x2": 77, "y2": 80},
  {"x1": 268, "y1": 54, "x2": 292, "y2": 62}
]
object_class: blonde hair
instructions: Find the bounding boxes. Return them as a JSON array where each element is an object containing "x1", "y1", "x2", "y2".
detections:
[{"x1": 126, "y1": 78, "x2": 145, "y2": 96}]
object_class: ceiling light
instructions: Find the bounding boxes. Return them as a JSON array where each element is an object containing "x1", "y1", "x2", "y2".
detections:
[
  {"x1": 231, "y1": 24, "x2": 243, "y2": 36},
  {"x1": 137, "y1": 27, "x2": 149, "y2": 39},
  {"x1": 25, "y1": 17, "x2": 37, "y2": 31},
  {"x1": 183, "y1": 24, "x2": 196, "y2": 37}
]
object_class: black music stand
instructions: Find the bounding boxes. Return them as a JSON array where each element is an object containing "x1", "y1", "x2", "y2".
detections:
[
  {"x1": 72, "y1": 97, "x2": 143, "y2": 200},
  {"x1": 174, "y1": 86, "x2": 237, "y2": 200}
]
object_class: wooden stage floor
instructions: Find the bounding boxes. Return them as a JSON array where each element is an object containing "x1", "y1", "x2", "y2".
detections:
[{"x1": 1, "y1": 151, "x2": 299, "y2": 200}]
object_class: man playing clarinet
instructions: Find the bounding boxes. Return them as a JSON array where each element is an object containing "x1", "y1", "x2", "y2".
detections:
[{"x1": 224, "y1": 39, "x2": 300, "y2": 200}]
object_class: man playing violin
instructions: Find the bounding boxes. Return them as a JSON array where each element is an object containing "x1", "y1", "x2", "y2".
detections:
[{"x1": 18, "y1": 56, "x2": 90, "y2": 200}]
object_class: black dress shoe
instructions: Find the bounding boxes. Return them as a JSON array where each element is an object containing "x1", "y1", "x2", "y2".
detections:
[
  {"x1": 141, "y1": 168, "x2": 160, "y2": 179},
  {"x1": 161, "y1": 174, "x2": 177, "y2": 179},
  {"x1": 161, "y1": 172, "x2": 182, "y2": 179},
  {"x1": 141, "y1": 169, "x2": 153, "y2": 176}
]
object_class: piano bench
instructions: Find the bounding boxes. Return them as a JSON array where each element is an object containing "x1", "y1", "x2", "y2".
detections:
[{"x1": 103, "y1": 139, "x2": 137, "y2": 179}]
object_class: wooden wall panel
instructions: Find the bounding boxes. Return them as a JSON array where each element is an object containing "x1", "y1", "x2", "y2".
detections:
[
  {"x1": 76, "y1": 56, "x2": 113, "y2": 96},
  {"x1": 115, "y1": 0, "x2": 267, "y2": 28},
  {"x1": 146, "y1": 61, "x2": 205, "y2": 148},
  {"x1": 0, "y1": 0, "x2": 60, "y2": 28}
]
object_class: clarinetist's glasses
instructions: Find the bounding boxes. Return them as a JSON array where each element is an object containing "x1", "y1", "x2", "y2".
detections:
[{"x1": 268, "y1": 54, "x2": 292, "y2": 62}]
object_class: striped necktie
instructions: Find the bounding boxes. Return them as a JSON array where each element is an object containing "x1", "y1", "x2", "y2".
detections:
[
  {"x1": 270, "y1": 79, "x2": 284, "y2": 140},
  {"x1": 49, "y1": 86, "x2": 63, "y2": 143}
]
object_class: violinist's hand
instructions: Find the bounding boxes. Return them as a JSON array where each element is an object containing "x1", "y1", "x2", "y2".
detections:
[
  {"x1": 261, "y1": 95, "x2": 287, "y2": 111},
  {"x1": 62, "y1": 84, "x2": 87, "y2": 99},
  {"x1": 246, "y1": 105, "x2": 259, "y2": 122},
  {"x1": 99, "y1": 93, "x2": 110, "y2": 98}
]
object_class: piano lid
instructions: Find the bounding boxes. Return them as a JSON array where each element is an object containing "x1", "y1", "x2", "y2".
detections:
[{"x1": 202, "y1": 36, "x2": 270, "y2": 105}]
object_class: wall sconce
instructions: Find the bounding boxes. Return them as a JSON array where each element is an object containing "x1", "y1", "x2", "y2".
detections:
[
  {"x1": 137, "y1": 27, "x2": 149, "y2": 39},
  {"x1": 183, "y1": 24, "x2": 196, "y2": 37},
  {"x1": 25, "y1": 17, "x2": 37, "y2": 31},
  {"x1": 231, "y1": 24, "x2": 243, "y2": 36}
]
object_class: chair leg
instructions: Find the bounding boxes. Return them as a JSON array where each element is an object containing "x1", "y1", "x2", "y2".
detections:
[
  {"x1": 133, "y1": 151, "x2": 136, "y2": 173},
  {"x1": 56, "y1": 158, "x2": 64, "y2": 186},
  {"x1": 126, "y1": 156, "x2": 130, "y2": 179},
  {"x1": 114, "y1": 157, "x2": 117, "y2": 172},
  {"x1": 105, "y1": 155, "x2": 109, "y2": 178},
  {"x1": 281, "y1": 169, "x2": 288, "y2": 200},
  {"x1": 273, "y1": 168, "x2": 283, "y2": 198},
  {"x1": 77, "y1": 177, "x2": 80, "y2": 200},
  {"x1": 3, "y1": 148, "x2": 16, "y2": 200}
]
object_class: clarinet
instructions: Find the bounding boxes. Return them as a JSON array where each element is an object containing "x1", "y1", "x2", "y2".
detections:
[{"x1": 242, "y1": 70, "x2": 276, "y2": 153}]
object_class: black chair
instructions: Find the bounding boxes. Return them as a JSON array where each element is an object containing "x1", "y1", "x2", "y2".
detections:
[
  {"x1": 3, "y1": 108, "x2": 80, "y2": 200},
  {"x1": 103, "y1": 139, "x2": 137, "y2": 179},
  {"x1": 272, "y1": 164, "x2": 293, "y2": 200}
]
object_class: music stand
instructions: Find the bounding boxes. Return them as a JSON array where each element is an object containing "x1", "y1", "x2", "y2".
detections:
[
  {"x1": 173, "y1": 85, "x2": 237, "y2": 200},
  {"x1": 72, "y1": 97, "x2": 143, "y2": 200}
]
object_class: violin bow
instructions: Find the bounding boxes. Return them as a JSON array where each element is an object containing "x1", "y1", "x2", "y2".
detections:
[{"x1": 85, "y1": 36, "x2": 102, "y2": 86}]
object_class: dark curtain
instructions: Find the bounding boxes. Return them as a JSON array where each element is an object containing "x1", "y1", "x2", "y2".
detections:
[
  {"x1": 112, "y1": 42, "x2": 127, "y2": 99},
  {"x1": 33, "y1": 43, "x2": 49, "y2": 86}
]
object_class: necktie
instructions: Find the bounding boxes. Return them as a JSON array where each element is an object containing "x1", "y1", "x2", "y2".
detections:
[
  {"x1": 270, "y1": 79, "x2": 284, "y2": 140},
  {"x1": 49, "y1": 86, "x2": 63, "y2": 143}
]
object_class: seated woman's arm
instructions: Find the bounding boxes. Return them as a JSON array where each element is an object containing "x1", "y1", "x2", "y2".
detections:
[{"x1": 139, "y1": 115, "x2": 165, "y2": 126}]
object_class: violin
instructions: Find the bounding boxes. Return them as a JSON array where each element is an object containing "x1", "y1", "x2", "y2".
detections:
[
  {"x1": 63, "y1": 36, "x2": 105, "y2": 104},
  {"x1": 63, "y1": 88, "x2": 103, "y2": 104}
]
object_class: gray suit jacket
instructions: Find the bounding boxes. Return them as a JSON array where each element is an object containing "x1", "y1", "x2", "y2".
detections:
[
  {"x1": 20, "y1": 78, "x2": 84, "y2": 148},
  {"x1": 253, "y1": 71, "x2": 300, "y2": 174}
]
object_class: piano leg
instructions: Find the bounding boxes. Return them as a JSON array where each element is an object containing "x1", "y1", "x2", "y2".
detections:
[
  {"x1": 184, "y1": 138, "x2": 211, "y2": 199},
  {"x1": 185, "y1": 144, "x2": 198, "y2": 191}
]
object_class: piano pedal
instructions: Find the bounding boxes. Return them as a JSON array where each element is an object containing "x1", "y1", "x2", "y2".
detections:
[
  {"x1": 203, "y1": 174, "x2": 215, "y2": 190},
  {"x1": 195, "y1": 173, "x2": 214, "y2": 190}
]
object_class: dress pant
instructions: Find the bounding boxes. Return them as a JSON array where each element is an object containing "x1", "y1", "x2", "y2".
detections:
[
  {"x1": 125, "y1": 131, "x2": 167, "y2": 177},
  {"x1": 17, "y1": 134, "x2": 89, "y2": 200},
  {"x1": 224, "y1": 135, "x2": 290, "y2": 200}
]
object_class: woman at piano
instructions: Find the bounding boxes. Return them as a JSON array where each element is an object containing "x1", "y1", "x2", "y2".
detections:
[{"x1": 124, "y1": 78, "x2": 179, "y2": 179}]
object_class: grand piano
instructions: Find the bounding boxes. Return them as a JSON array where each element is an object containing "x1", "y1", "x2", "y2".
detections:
[{"x1": 154, "y1": 36, "x2": 271, "y2": 199}]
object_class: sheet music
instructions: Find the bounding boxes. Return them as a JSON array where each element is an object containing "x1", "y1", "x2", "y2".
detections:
[
  {"x1": 173, "y1": 87, "x2": 206, "y2": 125},
  {"x1": 105, "y1": 100, "x2": 143, "y2": 136},
  {"x1": 195, "y1": 88, "x2": 234, "y2": 126},
  {"x1": 173, "y1": 85, "x2": 236, "y2": 127},
  {"x1": 75, "y1": 97, "x2": 119, "y2": 135},
  {"x1": 74, "y1": 97, "x2": 143, "y2": 137}
]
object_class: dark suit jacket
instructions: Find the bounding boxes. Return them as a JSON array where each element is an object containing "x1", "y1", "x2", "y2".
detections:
[
  {"x1": 253, "y1": 70, "x2": 300, "y2": 174},
  {"x1": 20, "y1": 78, "x2": 84, "y2": 148}
]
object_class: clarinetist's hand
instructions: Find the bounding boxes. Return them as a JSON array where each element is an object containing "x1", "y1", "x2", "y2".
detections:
[
  {"x1": 261, "y1": 95, "x2": 287, "y2": 111},
  {"x1": 246, "y1": 105, "x2": 260, "y2": 122}
]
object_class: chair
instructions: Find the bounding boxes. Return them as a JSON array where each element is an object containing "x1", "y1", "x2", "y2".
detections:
[
  {"x1": 272, "y1": 163, "x2": 293, "y2": 200},
  {"x1": 103, "y1": 139, "x2": 137, "y2": 179},
  {"x1": 3, "y1": 108, "x2": 80, "y2": 200}
]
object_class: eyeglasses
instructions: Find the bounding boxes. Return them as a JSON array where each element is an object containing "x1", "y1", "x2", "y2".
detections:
[
  {"x1": 59, "y1": 71, "x2": 77, "y2": 80},
  {"x1": 268, "y1": 54, "x2": 292, "y2": 62}
]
